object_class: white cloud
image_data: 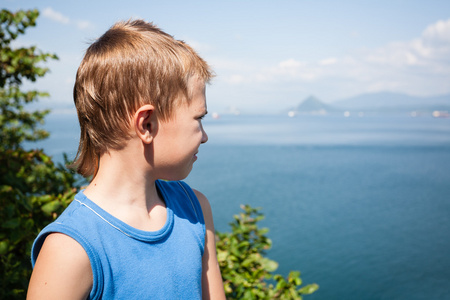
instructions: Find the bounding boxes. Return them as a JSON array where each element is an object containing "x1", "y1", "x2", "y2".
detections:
[
  {"x1": 227, "y1": 74, "x2": 246, "y2": 84},
  {"x1": 422, "y1": 19, "x2": 450, "y2": 44},
  {"x1": 319, "y1": 58, "x2": 337, "y2": 66},
  {"x1": 42, "y1": 7, "x2": 94, "y2": 31},
  {"x1": 214, "y1": 18, "x2": 450, "y2": 98},
  {"x1": 278, "y1": 59, "x2": 303, "y2": 68},
  {"x1": 76, "y1": 20, "x2": 94, "y2": 30},
  {"x1": 363, "y1": 18, "x2": 450, "y2": 84},
  {"x1": 209, "y1": 58, "x2": 253, "y2": 71},
  {"x1": 184, "y1": 38, "x2": 213, "y2": 54},
  {"x1": 273, "y1": 59, "x2": 310, "y2": 79},
  {"x1": 42, "y1": 7, "x2": 69, "y2": 24},
  {"x1": 366, "y1": 41, "x2": 420, "y2": 66}
]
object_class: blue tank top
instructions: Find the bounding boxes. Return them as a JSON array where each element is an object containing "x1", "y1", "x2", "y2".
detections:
[{"x1": 32, "y1": 180, "x2": 205, "y2": 299}]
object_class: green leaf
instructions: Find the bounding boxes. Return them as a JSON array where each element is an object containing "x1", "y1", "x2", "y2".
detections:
[
  {"x1": 41, "y1": 200, "x2": 61, "y2": 215},
  {"x1": 261, "y1": 257, "x2": 278, "y2": 272},
  {"x1": 2, "y1": 218, "x2": 20, "y2": 229},
  {"x1": 0, "y1": 240, "x2": 9, "y2": 254},
  {"x1": 298, "y1": 283, "x2": 320, "y2": 295}
]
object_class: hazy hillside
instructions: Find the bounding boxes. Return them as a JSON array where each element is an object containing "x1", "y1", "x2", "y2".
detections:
[
  {"x1": 286, "y1": 92, "x2": 450, "y2": 115},
  {"x1": 288, "y1": 95, "x2": 341, "y2": 114},
  {"x1": 295, "y1": 96, "x2": 338, "y2": 112},
  {"x1": 332, "y1": 92, "x2": 450, "y2": 112}
]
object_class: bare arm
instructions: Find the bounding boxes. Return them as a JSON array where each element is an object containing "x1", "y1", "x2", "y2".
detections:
[
  {"x1": 27, "y1": 233, "x2": 93, "y2": 300},
  {"x1": 194, "y1": 190, "x2": 226, "y2": 300}
]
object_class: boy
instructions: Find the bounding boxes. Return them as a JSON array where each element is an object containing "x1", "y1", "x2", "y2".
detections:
[{"x1": 27, "y1": 20, "x2": 225, "y2": 299}]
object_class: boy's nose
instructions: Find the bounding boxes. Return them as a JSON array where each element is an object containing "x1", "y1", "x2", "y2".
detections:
[{"x1": 201, "y1": 128, "x2": 208, "y2": 144}]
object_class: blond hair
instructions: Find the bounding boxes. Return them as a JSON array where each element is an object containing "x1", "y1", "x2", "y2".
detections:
[{"x1": 71, "y1": 20, "x2": 213, "y2": 178}]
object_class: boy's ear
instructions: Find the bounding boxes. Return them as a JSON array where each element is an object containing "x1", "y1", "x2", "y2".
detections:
[{"x1": 134, "y1": 104, "x2": 156, "y2": 144}]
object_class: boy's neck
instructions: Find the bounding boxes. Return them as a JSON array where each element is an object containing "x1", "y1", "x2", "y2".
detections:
[{"x1": 82, "y1": 144, "x2": 167, "y2": 231}]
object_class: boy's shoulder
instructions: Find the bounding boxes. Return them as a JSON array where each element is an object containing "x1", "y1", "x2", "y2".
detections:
[{"x1": 31, "y1": 192, "x2": 98, "y2": 266}]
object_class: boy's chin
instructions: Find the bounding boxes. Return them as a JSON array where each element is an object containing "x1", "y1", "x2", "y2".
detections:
[{"x1": 158, "y1": 168, "x2": 193, "y2": 181}]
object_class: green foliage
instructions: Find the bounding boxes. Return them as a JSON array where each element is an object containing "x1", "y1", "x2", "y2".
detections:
[
  {"x1": 0, "y1": 150, "x2": 78, "y2": 298},
  {"x1": 0, "y1": 8, "x2": 58, "y2": 150},
  {"x1": 0, "y1": 9, "x2": 78, "y2": 299},
  {"x1": 216, "y1": 205, "x2": 319, "y2": 299}
]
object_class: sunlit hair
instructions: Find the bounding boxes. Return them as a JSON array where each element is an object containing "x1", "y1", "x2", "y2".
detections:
[{"x1": 71, "y1": 19, "x2": 213, "y2": 178}]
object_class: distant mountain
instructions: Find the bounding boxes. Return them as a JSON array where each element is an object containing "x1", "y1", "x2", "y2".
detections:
[
  {"x1": 286, "y1": 92, "x2": 450, "y2": 116},
  {"x1": 333, "y1": 92, "x2": 450, "y2": 112},
  {"x1": 290, "y1": 95, "x2": 340, "y2": 114}
]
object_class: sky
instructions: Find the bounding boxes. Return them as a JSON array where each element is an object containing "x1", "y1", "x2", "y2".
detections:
[{"x1": 3, "y1": 0, "x2": 450, "y2": 114}]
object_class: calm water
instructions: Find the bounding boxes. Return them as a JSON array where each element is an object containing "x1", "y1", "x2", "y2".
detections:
[{"x1": 31, "y1": 113, "x2": 450, "y2": 299}]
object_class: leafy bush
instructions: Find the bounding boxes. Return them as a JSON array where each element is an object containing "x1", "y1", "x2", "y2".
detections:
[
  {"x1": 0, "y1": 9, "x2": 81, "y2": 299},
  {"x1": 217, "y1": 205, "x2": 318, "y2": 299},
  {"x1": 0, "y1": 150, "x2": 79, "y2": 298}
]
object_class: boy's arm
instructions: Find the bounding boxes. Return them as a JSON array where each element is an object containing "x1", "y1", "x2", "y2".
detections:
[
  {"x1": 27, "y1": 233, "x2": 93, "y2": 300},
  {"x1": 194, "y1": 190, "x2": 226, "y2": 300}
]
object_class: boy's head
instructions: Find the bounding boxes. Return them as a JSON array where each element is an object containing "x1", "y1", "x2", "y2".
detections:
[{"x1": 72, "y1": 20, "x2": 213, "y2": 177}]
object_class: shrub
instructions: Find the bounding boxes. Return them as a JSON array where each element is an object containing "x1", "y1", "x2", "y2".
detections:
[
  {"x1": 0, "y1": 9, "x2": 81, "y2": 298},
  {"x1": 217, "y1": 205, "x2": 318, "y2": 299}
]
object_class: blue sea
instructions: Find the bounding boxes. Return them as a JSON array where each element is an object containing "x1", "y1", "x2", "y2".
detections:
[{"x1": 31, "y1": 112, "x2": 450, "y2": 299}]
